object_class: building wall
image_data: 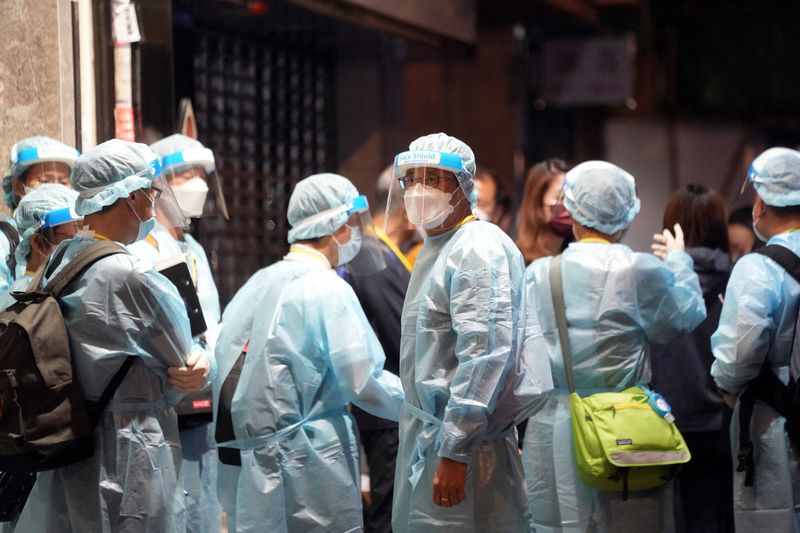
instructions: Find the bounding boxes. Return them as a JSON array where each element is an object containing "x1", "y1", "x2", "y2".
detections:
[
  {"x1": 403, "y1": 23, "x2": 521, "y2": 196},
  {"x1": 0, "y1": 0, "x2": 76, "y2": 213},
  {"x1": 606, "y1": 117, "x2": 751, "y2": 253}
]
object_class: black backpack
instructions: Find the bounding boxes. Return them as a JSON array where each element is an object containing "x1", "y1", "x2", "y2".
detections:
[
  {"x1": 737, "y1": 244, "x2": 800, "y2": 486},
  {"x1": 0, "y1": 221, "x2": 20, "y2": 281},
  {"x1": 0, "y1": 241, "x2": 135, "y2": 473}
]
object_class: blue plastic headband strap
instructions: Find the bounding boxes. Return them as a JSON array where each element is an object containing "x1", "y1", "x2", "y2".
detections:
[
  {"x1": 161, "y1": 151, "x2": 187, "y2": 169},
  {"x1": 16, "y1": 146, "x2": 80, "y2": 165},
  {"x1": 40, "y1": 207, "x2": 82, "y2": 230},
  {"x1": 393, "y1": 151, "x2": 464, "y2": 176},
  {"x1": 348, "y1": 195, "x2": 368, "y2": 215},
  {"x1": 149, "y1": 158, "x2": 163, "y2": 177}
]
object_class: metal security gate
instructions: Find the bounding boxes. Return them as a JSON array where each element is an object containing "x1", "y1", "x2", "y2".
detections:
[{"x1": 188, "y1": 30, "x2": 333, "y2": 304}]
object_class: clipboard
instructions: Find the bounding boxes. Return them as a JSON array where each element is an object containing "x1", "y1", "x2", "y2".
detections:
[{"x1": 156, "y1": 255, "x2": 208, "y2": 337}]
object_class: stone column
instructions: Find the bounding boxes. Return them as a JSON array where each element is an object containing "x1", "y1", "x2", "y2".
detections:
[{"x1": 0, "y1": 0, "x2": 77, "y2": 214}]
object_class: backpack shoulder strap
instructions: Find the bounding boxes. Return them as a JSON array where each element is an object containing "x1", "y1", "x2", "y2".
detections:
[
  {"x1": 0, "y1": 221, "x2": 20, "y2": 248},
  {"x1": 755, "y1": 244, "x2": 800, "y2": 286},
  {"x1": 0, "y1": 221, "x2": 20, "y2": 279},
  {"x1": 44, "y1": 241, "x2": 128, "y2": 298},
  {"x1": 549, "y1": 255, "x2": 576, "y2": 393},
  {"x1": 88, "y1": 356, "x2": 137, "y2": 427}
]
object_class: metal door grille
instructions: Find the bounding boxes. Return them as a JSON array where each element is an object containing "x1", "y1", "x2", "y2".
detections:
[{"x1": 190, "y1": 31, "x2": 333, "y2": 304}]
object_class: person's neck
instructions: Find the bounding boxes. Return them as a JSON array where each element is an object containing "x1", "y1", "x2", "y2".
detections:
[
  {"x1": 26, "y1": 252, "x2": 44, "y2": 272},
  {"x1": 573, "y1": 225, "x2": 618, "y2": 243},
  {"x1": 297, "y1": 237, "x2": 335, "y2": 265},
  {"x1": 765, "y1": 218, "x2": 800, "y2": 239},
  {"x1": 83, "y1": 209, "x2": 131, "y2": 243}
]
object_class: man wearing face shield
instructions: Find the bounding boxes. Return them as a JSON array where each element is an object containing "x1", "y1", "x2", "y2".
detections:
[
  {"x1": 0, "y1": 136, "x2": 79, "y2": 293},
  {"x1": 14, "y1": 139, "x2": 213, "y2": 533},
  {"x1": 389, "y1": 133, "x2": 553, "y2": 533},
  {"x1": 0, "y1": 184, "x2": 82, "y2": 308},
  {"x1": 711, "y1": 147, "x2": 800, "y2": 532},
  {"x1": 128, "y1": 134, "x2": 224, "y2": 533},
  {"x1": 212, "y1": 173, "x2": 404, "y2": 533}
]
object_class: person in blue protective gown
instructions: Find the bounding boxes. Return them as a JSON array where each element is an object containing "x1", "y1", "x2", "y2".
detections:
[
  {"x1": 390, "y1": 133, "x2": 553, "y2": 533},
  {"x1": 13, "y1": 139, "x2": 213, "y2": 533},
  {"x1": 711, "y1": 147, "x2": 800, "y2": 533},
  {"x1": 521, "y1": 160, "x2": 707, "y2": 533},
  {"x1": 213, "y1": 172, "x2": 404, "y2": 533},
  {"x1": 129, "y1": 134, "x2": 224, "y2": 533},
  {"x1": 0, "y1": 136, "x2": 79, "y2": 293},
  {"x1": 0, "y1": 184, "x2": 82, "y2": 309}
]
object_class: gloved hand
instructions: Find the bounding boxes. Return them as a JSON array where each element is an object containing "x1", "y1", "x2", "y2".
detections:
[
  {"x1": 651, "y1": 223, "x2": 685, "y2": 259},
  {"x1": 168, "y1": 350, "x2": 211, "y2": 392}
]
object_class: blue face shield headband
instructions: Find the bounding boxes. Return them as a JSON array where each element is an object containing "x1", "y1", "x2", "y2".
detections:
[
  {"x1": 161, "y1": 147, "x2": 216, "y2": 174},
  {"x1": 15, "y1": 146, "x2": 80, "y2": 168},
  {"x1": 393, "y1": 151, "x2": 464, "y2": 188},
  {"x1": 40, "y1": 207, "x2": 82, "y2": 230}
]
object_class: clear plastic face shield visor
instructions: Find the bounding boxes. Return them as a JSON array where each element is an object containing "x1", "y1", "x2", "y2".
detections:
[
  {"x1": 739, "y1": 163, "x2": 760, "y2": 196},
  {"x1": 387, "y1": 150, "x2": 467, "y2": 233},
  {"x1": 37, "y1": 206, "x2": 83, "y2": 249},
  {"x1": 13, "y1": 146, "x2": 80, "y2": 205},
  {"x1": 161, "y1": 147, "x2": 230, "y2": 222},
  {"x1": 149, "y1": 170, "x2": 191, "y2": 233}
]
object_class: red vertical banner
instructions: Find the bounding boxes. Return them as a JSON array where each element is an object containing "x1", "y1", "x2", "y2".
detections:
[{"x1": 114, "y1": 105, "x2": 136, "y2": 141}]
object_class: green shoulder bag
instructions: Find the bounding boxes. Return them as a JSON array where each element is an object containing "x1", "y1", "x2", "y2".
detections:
[{"x1": 549, "y1": 256, "x2": 691, "y2": 498}]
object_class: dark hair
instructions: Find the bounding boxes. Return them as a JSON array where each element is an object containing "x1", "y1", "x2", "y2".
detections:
[
  {"x1": 728, "y1": 205, "x2": 753, "y2": 227},
  {"x1": 662, "y1": 184, "x2": 729, "y2": 251},
  {"x1": 517, "y1": 158, "x2": 570, "y2": 263}
]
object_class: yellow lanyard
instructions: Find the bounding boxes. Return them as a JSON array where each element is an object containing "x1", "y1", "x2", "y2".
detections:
[
  {"x1": 189, "y1": 256, "x2": 199, "y2": 286},
  {"x1": 24, "y1": 270, "x2": 35, "y2": 276},
  {"x1": 93, "y1": 233, "x2": 112, "y2": 241},
  {"x1": 144, "y1": 234, "x2": 159, "y2": 250},
  {"x1": 579, "y1": 237, "x2": 610, "y2": 244},
  {"x1": 454, "y1": 214, "x2": 476, "y2": 229},
  {"x1": 374, "y1": 227, "x2": 413, "y2": 274},
  {"x1": 288, "y1": 245, "x2": 331, "y2": 269}
]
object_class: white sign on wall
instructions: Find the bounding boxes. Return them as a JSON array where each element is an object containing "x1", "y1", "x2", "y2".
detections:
[{"x1": 541, "y1": 36, "x2": 635, "y2": 107}]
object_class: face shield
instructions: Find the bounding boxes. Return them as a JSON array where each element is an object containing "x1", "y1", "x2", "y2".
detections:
[
  {"x1": 150, "y1": 171, "x2": 191, "y2": 233},
  {"x1": 161, "y1": 147, "x2": 229, "y2": 221},
  {"x1": 38, "y1": 207, "x2": 83, "y2": 248},
  {"x1": 739, "y1": 164, "x2": 759, "y2": 195},
  {"x1": 388, "y1": 151, "x2": 466, "y2": 232}
]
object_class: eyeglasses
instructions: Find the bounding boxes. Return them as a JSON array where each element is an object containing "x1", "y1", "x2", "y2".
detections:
[
  {"x1": 397, "y1": 170, "x2": 455, "y2": 191},
  {"x1": 145, "y1": 186, "x2": 163, "y2": 202}
]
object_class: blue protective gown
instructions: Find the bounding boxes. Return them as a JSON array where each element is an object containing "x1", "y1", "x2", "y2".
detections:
[
  {"x1": 0, "y1": 272, "x2": 31, "y2": 309},
  {"x1": 13, "y1": 235, "x2": 194, "y2": 532},
  {"x1": 711, "y1": 230, "x2": 800, "y2": 532},
  {"x1": 393, "y1": 219, "x2": 553, "y2": 533},
  {"x1": 522, "y1": 241, "x2": 706, "y2": 533},
  {"x1": 213, "y1": 245, "x2": 404, "y2": 533},
  {"x1": 129, "y1": 223, "x2": 223, "y2": 533}
]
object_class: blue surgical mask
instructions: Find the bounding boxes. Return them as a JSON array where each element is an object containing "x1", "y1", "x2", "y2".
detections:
[
  {"x1": 127, "y1": 197, "x2": 156, "y2": 243},
  {"x1": 333, "y1": 225, "x2": 362, "y2": 266}
]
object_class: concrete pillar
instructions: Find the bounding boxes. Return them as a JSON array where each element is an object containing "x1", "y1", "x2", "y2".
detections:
[{"x1": 0, "y1": 0, "x2": 77, "y2": 212}]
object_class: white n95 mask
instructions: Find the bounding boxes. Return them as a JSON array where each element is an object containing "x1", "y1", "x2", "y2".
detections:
[
  {"x1": 404, "y1": 184, "x2": 455, "y2": 230},
  {"x1": 172, "y1": 177, "x2": 209, "y2": 218}
]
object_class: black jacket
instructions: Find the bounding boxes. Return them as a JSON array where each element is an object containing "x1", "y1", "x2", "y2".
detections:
[{"x1": 650, "y1": 247, "x2": 731, "y2": 433}]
